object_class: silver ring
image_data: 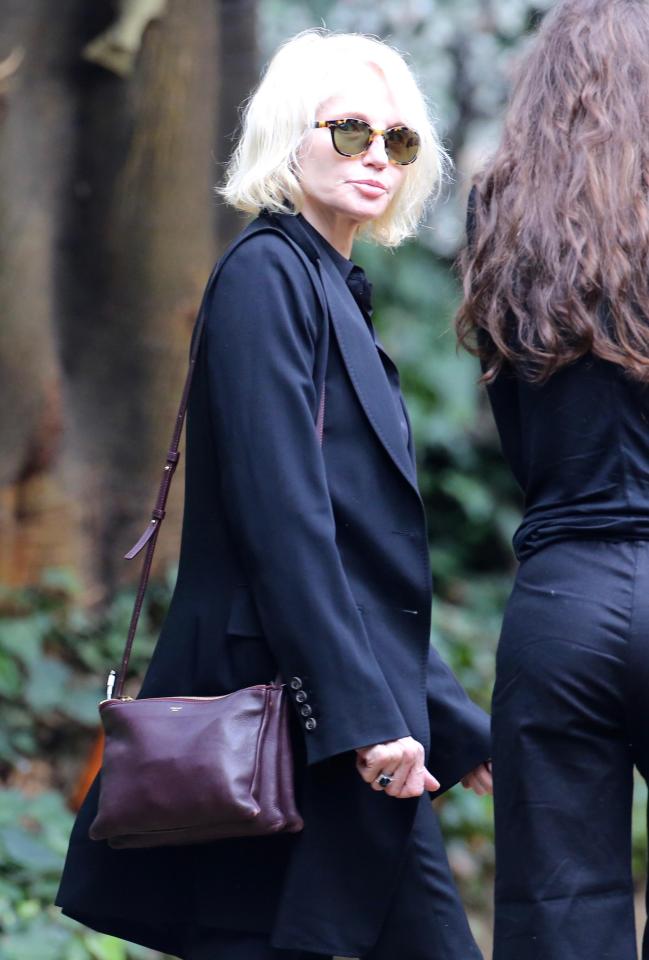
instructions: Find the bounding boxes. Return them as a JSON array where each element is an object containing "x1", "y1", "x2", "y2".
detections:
[{"x1": 376, "y1": 773, "x2": 394, "y2": 789}]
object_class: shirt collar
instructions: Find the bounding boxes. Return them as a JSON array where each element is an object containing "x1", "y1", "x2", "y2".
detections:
[
  {"x1": 295, "y1": 214, "x2": 355, "y2": 281},
  {"x1": 259, "y1": 210, "x2": 373, "y2": 319},
  {"x1": 296, "y1": 216, "x2": 373, "y2": 320}
]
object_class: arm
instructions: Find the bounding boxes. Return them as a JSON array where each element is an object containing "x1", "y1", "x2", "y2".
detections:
[
  {"x1": 204, "y1": 233, "x2": 410, "y2": 765},
  {"x1": 426, "y1": 644, "x2": 491, "y2": 795}
]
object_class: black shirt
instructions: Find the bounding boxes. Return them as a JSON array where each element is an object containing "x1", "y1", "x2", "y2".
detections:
[{"x1": 488, "y1": 355, "x2": 649, "y2": 559}]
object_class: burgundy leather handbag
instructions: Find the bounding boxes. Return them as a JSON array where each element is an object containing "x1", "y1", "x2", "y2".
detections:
[{"x1": 89, "y1": 236, "x2": 326, "y2": 849}]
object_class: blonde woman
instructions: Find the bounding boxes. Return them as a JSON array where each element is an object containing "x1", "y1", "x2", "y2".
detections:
[{"x1": 57, "y1": 30, "x2": 491, "y2": 960}]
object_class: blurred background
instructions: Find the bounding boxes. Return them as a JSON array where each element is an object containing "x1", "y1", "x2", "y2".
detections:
[{"x1": 0, "y1": 1, "x2": 646, "y2": 958}]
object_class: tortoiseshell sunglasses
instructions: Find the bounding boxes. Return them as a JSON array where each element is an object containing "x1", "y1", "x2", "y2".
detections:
[{"x1": 312, "y1": 118, "x2": 420, "y2": 165}]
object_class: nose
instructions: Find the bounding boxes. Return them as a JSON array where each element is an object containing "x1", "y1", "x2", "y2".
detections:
[{"x1": 362, "y1": 133, "x2": 389, "y2": 169}]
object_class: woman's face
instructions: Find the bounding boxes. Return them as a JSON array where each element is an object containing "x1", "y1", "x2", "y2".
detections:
[{"x1": 298, "y1": 64, "x2": 411, "y2": 230}]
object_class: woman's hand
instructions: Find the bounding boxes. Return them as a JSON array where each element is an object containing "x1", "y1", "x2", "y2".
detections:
[
  {"x1": 355, "y1": 737, "x2": 440, "y2": 798},
  {"x1": 461, "y1": 761, "x2": 493, "y2": 796}
]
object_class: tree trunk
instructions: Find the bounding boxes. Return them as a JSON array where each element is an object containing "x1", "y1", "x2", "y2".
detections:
[
  {"x1": 0, "y1": 0, "x2": 240, "y2": 602},
  {"x1": 0, "y1": 0, "x2": 79, "y2": 586},
  {"x1": 214, "y1": 0, "x2": 259, "y2": 245},
  {"x1": 55, "y1": 0, "x2": 219, "y2": 600}
]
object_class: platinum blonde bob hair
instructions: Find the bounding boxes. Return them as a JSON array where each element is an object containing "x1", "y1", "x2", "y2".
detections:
[{"x1": 220, "y1": 30, "x2": 449, "y2": 247}]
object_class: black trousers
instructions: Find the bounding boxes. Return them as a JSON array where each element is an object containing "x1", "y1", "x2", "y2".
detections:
[
  {"x1": 492, "y1": 539, "x2": 649, "y2": 960},
  {"x1": 183, "y1": 794, "x2": 482, "y2": 960}
]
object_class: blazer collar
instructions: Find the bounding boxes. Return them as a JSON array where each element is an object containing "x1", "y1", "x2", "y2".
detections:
[
  {"x1": 258, "y1": 212, "x2": 419, "y2": 493},
  {"x1": 260, "y1": 211, "x2": 324, "y2": 268},
  {"x1": 315, "y1": 252, "x2": 419, "y2": 493}
]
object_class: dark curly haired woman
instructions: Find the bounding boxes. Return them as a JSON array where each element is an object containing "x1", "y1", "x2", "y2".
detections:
[{"x1": 457, "y1": 1, "x2": 649, "y2": 957}]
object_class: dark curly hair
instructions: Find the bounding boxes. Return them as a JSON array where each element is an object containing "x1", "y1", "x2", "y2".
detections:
[{"x1": 456, "y1": 0, "x2": 649, "y2": 383}]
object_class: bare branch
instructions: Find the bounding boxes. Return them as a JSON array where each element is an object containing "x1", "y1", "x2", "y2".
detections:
[
  {"x1": 82, "y1": 0, "x2": 168, "y2": 78},
  {"x1": 0, "y1": 46, "x2": 25, "y2": 93}
]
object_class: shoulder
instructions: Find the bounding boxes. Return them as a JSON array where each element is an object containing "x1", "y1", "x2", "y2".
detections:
[
  {"x1": 218, "y1": 219, "x2": 319, "y2": 295},
  {"x1": 205, "y1": 220, "x2": 323, "y2": 342}
]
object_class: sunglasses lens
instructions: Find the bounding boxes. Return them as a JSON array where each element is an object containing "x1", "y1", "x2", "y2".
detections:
[
  {"x1": 327, "y1": 119, "x2": 420, "y2": 164},
  {"x1": 331, "y1": 119, "x2": 371, "y2": 157},
  {"x1": 385, "y1": 127, "x2": 420, "y2": 164}
]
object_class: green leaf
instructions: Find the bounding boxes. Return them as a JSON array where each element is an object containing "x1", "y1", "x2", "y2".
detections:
[
  {"x1": 24, "y1": 658, "x2": 72, "y2": 713},
  {"x1": 64, "y1": 939, "x2": 91, "y2": 960},
  {"x1": 0, "y1": 916, "x2": 71, "y2": 960},
  {"x1": 0, "y1": 826, "x2": 62, "y2": 872},
  {"x1": 85, "y1": 934, "x2": 127, "y2": 960},
  {"x1": 0, "y1": 875, "x2": 21, "y2": 904},
  {"x1": 15, "y1": 901, "x2": 40, "y2": 921},
  {"x1": 9, "y1": 730, "x2": 37, "y2": 757},
  {"x1": 0, "y1": 653, "x2": 22, "y2": 698},
  {"x1": 0, "y1": 792, "x2": 27, "y2": 827},
  {"x1": 40, "y1": 568, "x2": 81, "y2": 596},
  {"x1": 19, "y1": 792, "x2": 75, "y2": 857},
  {"x1": 59, "y1": 684, "x2": 102, "y2": 727},
  {"x1": 0, "y1": 618, "x2": 45, "y2": 668}
]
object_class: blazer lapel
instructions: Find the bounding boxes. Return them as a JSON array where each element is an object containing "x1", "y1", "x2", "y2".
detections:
[
  {"x1": 316, "y1": 254, "x2": 419, "y2": 493},
  {"x1": 372, "y1": 332, "x2": 417, "y2": 472}
]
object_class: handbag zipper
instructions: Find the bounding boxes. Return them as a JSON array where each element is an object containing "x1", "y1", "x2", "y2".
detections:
[{"x1": 98, "y1": 689, "x2": 275, "y2": 706}]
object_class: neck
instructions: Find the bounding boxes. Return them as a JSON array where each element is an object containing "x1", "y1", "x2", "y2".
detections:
[{"x1": 300, "y1": 202, "x2": 359, "y2": 259}]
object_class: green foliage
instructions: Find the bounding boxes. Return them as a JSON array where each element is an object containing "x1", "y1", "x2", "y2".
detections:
[
  {"x1": 0, "y1": 573, "x2": 178, "y2": 958},
  {"x1": 0, "y1": 789, "x2": 163, "y2": 960},
  {"x1": 0, "y1": 568, "x2": 176, "y2": 768}
]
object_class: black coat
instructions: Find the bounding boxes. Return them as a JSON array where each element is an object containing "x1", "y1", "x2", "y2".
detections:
[{"x1": 56, "y1": 213, "x2": 490, "y2": 959}]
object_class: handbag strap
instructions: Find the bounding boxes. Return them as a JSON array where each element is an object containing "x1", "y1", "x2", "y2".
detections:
[{"x1": 113, "y1": 228, "x2": 330, "y2": 699}]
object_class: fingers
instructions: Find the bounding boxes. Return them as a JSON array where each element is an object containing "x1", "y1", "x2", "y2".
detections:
[
  {"x1": 461, "y1": 763, "x2": 494, "y2": 796},
  {"x1": 390, "y1": 761, "x2": 418, "y2": 797},
  {"x1": 392, "y1": 761, "x2": 438, "y2": 798},
  {"x1": 355, "y1": 737, "x2": 439, "y2": 798},
  {"x1": 355, "y1": 740, "x2": 401, "y2": 787},
  {"x1": 474, "y1": 762, "x2": 493, "y2": 795},
  {"x1": 422, "y1": 768, "x2": 441, "y2": 793},
  {"x1": 380, "y1": 740, "x2": 422, "y2": 796},
  {"x1": 471, "y1": 774, "x2": 487, "y2": 796},
  {"x1": 461, "y1": 773, "x2": 482, "y2": 794},
  {"x1": 358, "y1": 745, "x2": 493, "y2": 800}
]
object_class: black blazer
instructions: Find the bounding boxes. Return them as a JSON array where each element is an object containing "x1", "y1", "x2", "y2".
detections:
[{"x1": 56, "y1": 213, "x2": 490, "y2": 959}]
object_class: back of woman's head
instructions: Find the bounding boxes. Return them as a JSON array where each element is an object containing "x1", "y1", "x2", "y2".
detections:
[{"x1": 457, "y1": 0, "x2": 649, "y2": 383}]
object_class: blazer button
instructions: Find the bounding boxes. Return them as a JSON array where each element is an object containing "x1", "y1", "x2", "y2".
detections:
[
  {"x1": 295, "y1": 690, "x2": 307, "y2": 703},
  {"x1": 289, "y1": 677, "x2": 303, "y2": 690},
  {"x1": 304, "y1": 717, "x2": 317, "y2": 731},
  {"x1": 300, "y1": 704, "x2": 312, "y2": 717}
]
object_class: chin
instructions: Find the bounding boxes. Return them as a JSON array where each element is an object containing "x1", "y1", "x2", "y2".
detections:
[{"x1": 344, "y1": 199, "x2": 391, "y2": 224}]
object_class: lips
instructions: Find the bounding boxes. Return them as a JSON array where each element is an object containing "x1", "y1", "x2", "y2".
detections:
[{"x1": 349, "y1": 179, "x2": 387, "y2": 191}]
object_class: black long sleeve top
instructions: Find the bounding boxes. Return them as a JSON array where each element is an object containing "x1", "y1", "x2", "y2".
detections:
[{"x1": 487, "y1": 354, "x2": 649, "y2": 559}]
